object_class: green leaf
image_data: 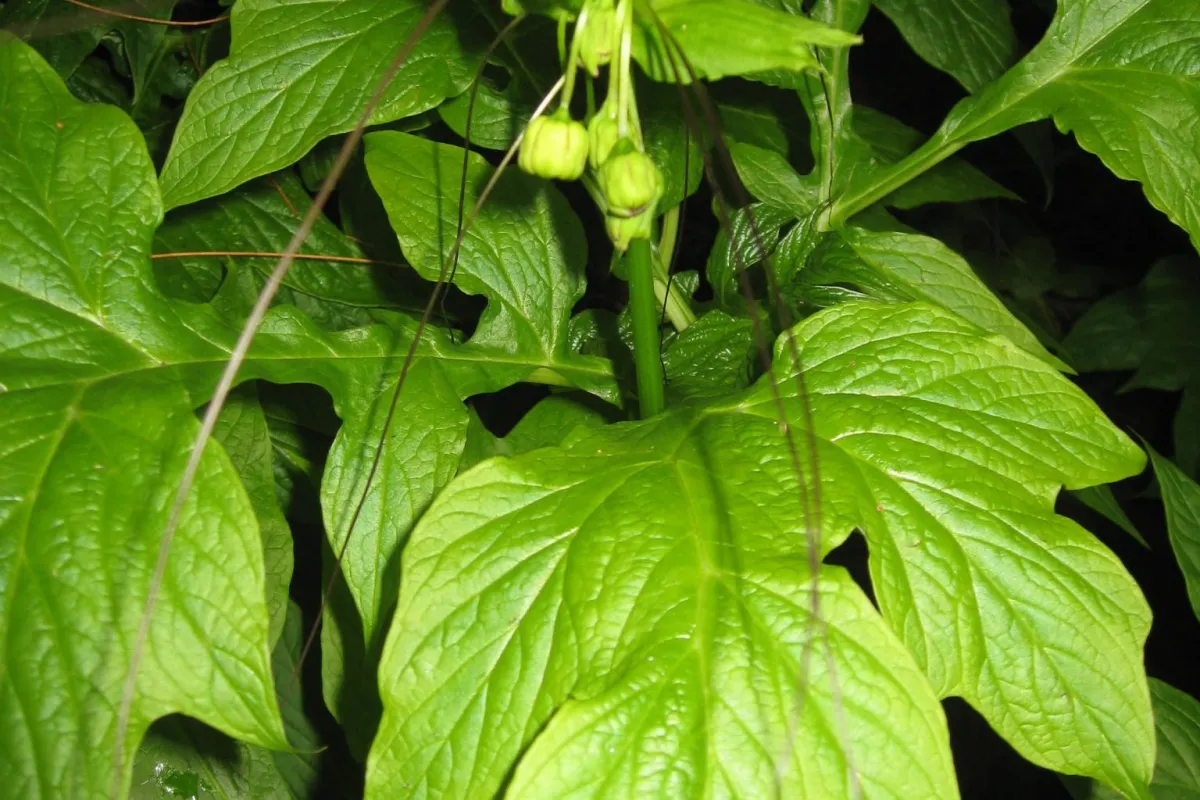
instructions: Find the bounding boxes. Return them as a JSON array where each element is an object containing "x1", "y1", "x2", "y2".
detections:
[
  {"x1": 460, "y1": 393, "x2": 616, "y2": 471},
  {"x1": 718, "y1": 95, "x2": 792, "y2": 155},
  {"x1": 159, "y1": 0, "x2": 483, "y2": 208},
  {"x1": 367, "y1": 399, "x2": 958, "y2": 797},
  {"x1": 1177, "y1": 388, "x2": 1200, "y2": 480},
  {"x1": 367, "y1": 301, "x2": 1152, "y2": 798},
  {"x1": 662, "y1": 309, "x2": 756, "y2": 401},
  {"x1": 851, "y1": 107, "x2": 1019, "y2": 209},
  {"x1": 873, "y1": 0, "x2": 1017, "y2": 92},
  {"x1": 1148, "y1": 446, "x2": 1200, "y2": 623},
  {"x1": 704, "y1": 201, "x2": 794, "y2": 312},
  {"x1": 631, "y1": 0, "x2": 861, "y2": 83},
  {"x1": 0, "y1": 35, "x2": 287, "y2": 795},
  {"x1": 805, "y1": 228, "x2": 1069, "y2": 369},
  {"x1": 731, "y1": 108, "x2": 1017, "y2": 221},
  {"x1": 1145, "y1": 680, "x2": 1200, "y2": 798},
  {"x1": 1067, "y1": 679, "x2": 1200, "y2": 800},
  {"x1": 1070, "y1": 484, "x2": 1148, "y2": 548},
  {"x1": 130, "y1": 602, "x2": 322, "y2": 800},
  {"x1": 1063, "y1": 256, "x2": 1200, "y2": 393},
  {"x1": 363, "y1": 131, "x2": 614, "y2": 396},
  {"x1": 210, "y1": 384, "x2": 295, "y2": 646},
  {"x1": 796, "y1": 0, "x2": 871, "y2": 206},
  {"x1": 438, "y1": 78, "x2": 537, "y2": 152},
  {"x1": 731, "y1": 141, "x2": 819, "y2": 218},
  {"x1": 0, "y1": 0, "x2": 112, "y2": 77},
  {"x1": 153, "y1": 171, "x2": 429, "y2": 326},
  {"x1": 835, "y1": 0, "x2": 1200, "y2": 250}
]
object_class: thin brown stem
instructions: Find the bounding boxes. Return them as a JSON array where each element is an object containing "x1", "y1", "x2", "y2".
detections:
[
  {"x1": 60, "y1": 0, "x2": 228, "y2": 27},
  {"x1": 150, "y1": 250, "x2": 405, "y2": 269}
]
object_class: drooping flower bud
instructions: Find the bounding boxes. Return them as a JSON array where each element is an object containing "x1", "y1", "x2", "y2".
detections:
[
  {"x1": 597, "y1": 145, "x2": 662, "y2": 217},
  {"x1": 518, "y1": 111, "x2": 589, "y2": 181},
  {"x1": 606, "y1": 207, "x2": 655, "y2": 251},
  {"x1": 587, "y1": 111, "x2": 621, "y2": 170},
  {"x1": 577, "y1": 4, "x2": 616, "y2": 76}
]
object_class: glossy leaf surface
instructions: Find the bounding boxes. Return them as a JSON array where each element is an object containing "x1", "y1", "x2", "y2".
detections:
[{"x1": 367, "y1": 302, "x2": 1153, "y2": 799}]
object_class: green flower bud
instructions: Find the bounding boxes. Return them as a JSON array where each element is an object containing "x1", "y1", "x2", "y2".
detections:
[
  {"x1": 518, "y1": 111, "x2": 589, "y2": 181},
  {"x1": 587, "y1": 111, "x2": 621, "y2": 170},
  {"x1": 577, "y1": 6, "x2": 616, "y2": 76},
  {"x1": 606, "y1": 207, "x2": 655, "y2": 251},
  {"x1": 598, "y1": 147, "x2": 662, "y2": 217}
]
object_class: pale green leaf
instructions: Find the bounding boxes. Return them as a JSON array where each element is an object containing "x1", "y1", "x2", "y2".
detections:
[
  {"x1": 459, "y1": 394, "x2": 615, "y2": 471},
  {"x1": 367, "y1": 389, "x2": 958, "y2": 798},
  {"x1": 1148, "y1": 446, "x2": 1200, "y2": 623},
  {"x1": 363, "y1": 131, "x2": 614, "y2": 395},
  {"x1": 367, "y1": 301, "x2": 1152, "y2": 799},
  {"x1": 159, "y1": 0, "x2": 482, "y2": 208},
  {"x1": 767, "y1": 304, "x2": 1151, "y2": 797}
]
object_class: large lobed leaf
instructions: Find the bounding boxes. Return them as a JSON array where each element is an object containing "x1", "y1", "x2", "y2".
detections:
[
  {"x1": 0, "y1": 35, "x2": 287, "y2": 796},
  {"x1": 159, "y1": 0, "x2": 483, "y2": 208},
  {"x1": 1, "y1": 36, "x2": 619, "y2": 794},
  {"x1": 367, "y1": 302, "x2": 1153, "y2": 798}
]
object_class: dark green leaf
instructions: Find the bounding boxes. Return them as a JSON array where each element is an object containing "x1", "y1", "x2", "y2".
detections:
[
  {"x1": 662, "y1": 309, "x2": 755, "y2": 401},
  {"x1": 837, "y1": 0, "x2": 1200, "y2": 249},
  {"x1": 873, "y1": 0, "x2": 1017, "y2": 92},
  {"x1": 153, "y1": 171, "x2": 429, "y2": 326},
  {"x1": 1063, "y1": 256, "x2": 1200, "y2": 392},
  {"x1": 1148, "y1": 446, "x2": 1200, "y2": 623},
  {"x1": 159, "y1": 0, "x2": 483, "y2": 208},
  {"x1": 1070, "y1": 484, "x2": 1148, "y2": 548}
]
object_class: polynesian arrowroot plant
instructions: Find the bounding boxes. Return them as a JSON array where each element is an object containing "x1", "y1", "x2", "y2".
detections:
[{"x1": 3, "y1": 0, "x2": 1200, "y2": 797}]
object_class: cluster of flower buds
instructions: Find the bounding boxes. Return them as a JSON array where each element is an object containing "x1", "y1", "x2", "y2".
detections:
[{"x1": 516, "y1": 0, "x2": 662, "y2": 251}]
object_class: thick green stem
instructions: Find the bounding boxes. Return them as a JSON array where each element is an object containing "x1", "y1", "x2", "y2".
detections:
[{"x1": 626, "y1": 238, "x2": 665, "y2": 417}]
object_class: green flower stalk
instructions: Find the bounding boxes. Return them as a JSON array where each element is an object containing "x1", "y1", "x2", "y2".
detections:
[{"x1": 518, "y1": 110, "x2": 589, "y2": 181}]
